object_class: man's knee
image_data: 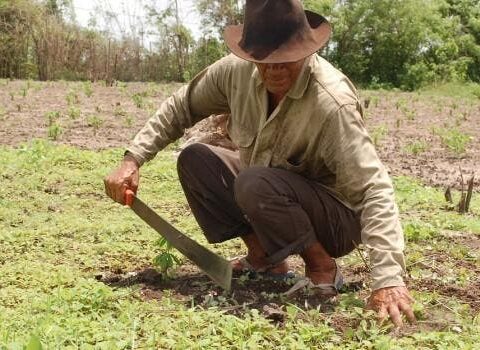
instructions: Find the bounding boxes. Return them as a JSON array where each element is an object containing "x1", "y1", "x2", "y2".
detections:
[
  {"x1": 177, "y1": 143, "x2": 211, "y2": 175},
  {"x1": 234, "y1": 167, "x2": 280, "y2": 213}
]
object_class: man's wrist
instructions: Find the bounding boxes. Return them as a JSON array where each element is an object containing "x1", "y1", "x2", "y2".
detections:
[{"x1": 123, "y1": 151, "x2": 140, "y2": 168}]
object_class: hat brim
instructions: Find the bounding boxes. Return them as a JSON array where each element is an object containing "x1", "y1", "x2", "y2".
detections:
[{"x1": 224, "y1": 11, "x2": 332, "y2": 64}]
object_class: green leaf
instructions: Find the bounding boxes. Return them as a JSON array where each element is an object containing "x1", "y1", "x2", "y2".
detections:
[{"x1": 25, "y1": 336, "x2": 43, "y2": 350}]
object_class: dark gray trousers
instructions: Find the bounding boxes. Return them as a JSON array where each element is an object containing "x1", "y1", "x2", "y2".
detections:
[{"x1": 177, "y1": 143, "x2": 361, "y2": 265}]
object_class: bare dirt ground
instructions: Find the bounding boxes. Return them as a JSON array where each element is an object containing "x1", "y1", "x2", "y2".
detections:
[{"x1": 1, "y1": 80, "x2": 478, "y2": 189}]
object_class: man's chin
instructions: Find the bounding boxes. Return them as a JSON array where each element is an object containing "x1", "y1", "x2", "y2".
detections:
[{"x1": 266, "y1": 86, "x2": 289, "y2": 96}]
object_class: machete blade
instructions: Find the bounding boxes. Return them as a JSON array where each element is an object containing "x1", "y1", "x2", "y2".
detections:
[{"x1": 125, "y1": 190, "x2": 232, "y2": 291}]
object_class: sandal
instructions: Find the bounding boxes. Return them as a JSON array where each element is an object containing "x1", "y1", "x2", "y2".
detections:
[
  {"x1": 230, "y1": 256, "x2": 296, "y2": 281},
  {"x1": 284, "y1": 261, "x2": 343, "y2": 297}
]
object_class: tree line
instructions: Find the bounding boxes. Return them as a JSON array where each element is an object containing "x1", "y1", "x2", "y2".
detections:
[{"x1": 0, "y1": 0, "x2": 479, "y2": 90}]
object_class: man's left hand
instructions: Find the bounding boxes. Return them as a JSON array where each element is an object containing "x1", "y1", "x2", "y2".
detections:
[{"x1": 367, "y1": 286, "x2": 416, "y2": 327}]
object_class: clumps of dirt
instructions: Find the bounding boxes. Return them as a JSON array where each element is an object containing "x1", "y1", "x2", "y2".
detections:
[
  {"x1": 1, "y1": 82, "x2": 479, "y2": 189},
  {"x1": 96, "y1": 265, "x2": 364, "y2": 319},
  {"x1": 411, "y1": 278, "x2": 480, "y2": 312}
]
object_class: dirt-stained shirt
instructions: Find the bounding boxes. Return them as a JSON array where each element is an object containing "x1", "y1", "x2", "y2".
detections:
[{"x1": 127, "y1": 54, "x2": 406, "y2": 291}]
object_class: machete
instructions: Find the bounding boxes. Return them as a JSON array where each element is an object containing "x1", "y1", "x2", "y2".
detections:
[{"x1": 125, "y1": 189, "x2": 232, "y2": 291}]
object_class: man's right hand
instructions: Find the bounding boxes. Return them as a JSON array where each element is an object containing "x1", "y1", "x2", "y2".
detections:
[{"x1": 104, "y1": 155, "x2": 140, "y2": 205}]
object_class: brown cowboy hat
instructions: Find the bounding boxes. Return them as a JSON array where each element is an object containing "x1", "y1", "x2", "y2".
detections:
[{"x1": 224, "y1": 0, "x2": 332, "y2": 63}]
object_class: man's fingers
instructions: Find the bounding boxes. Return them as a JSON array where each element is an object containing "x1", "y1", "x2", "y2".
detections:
[
  {"x1": 388, "y1": 304, "x2": 403, "y2": 328},
  {"x1": 377, "y1": 304, "x2": 388, "y2": 323},
  {"x1": 399, "y1": 300, "x2": 416, "y2": 324}
]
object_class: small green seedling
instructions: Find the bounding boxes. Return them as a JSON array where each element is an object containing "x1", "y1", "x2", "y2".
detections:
[
  {"x1": 67, "y1": 106, "x2": 80, "y2": 119},
  {"x1": 45, "y1": 111, "x2": 61, "y2": 126},
  {"x1": 87, "y1": 115, "x2": 104, "y2": 135},
  {"x1": 47, "y1": 124, "x2": 62, "y2": 141},
  {"x1": 132, "y1": 93, "x2": 145, "y2": 109},
  {"x1": 153, "y1": 237, "x2": 181, "y2": 277},
  {"x1": 83, "y1": 81, "x2": 94, "y2": 97}
]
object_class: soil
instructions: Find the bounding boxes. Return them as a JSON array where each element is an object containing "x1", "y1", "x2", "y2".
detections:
[{"x1": 0, "y1": 80, "x2": 479, "y2": 189}]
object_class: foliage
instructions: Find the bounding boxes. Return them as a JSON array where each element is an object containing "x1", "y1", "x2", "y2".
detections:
[
  {"x1": 1, "y1": 0, "x2": 480, "y2": 88},
  {"x1": 404, "y1": 140, "x2": 429, "y2": 155},
  {"x1": 82, "y1": 81, "x2": 93, "y2": 98},
  {"x1": 86, "y1": 115, "x2": 104, "y2": 135},
  {"x1": 47, "y1": 123, "x2": 62, "y2": 140},
  {"x1": 153, "y1": 237, "x2": 181, "y2": 276},
  {"x1": 0, "y1": 142, "x2": 479, "y2": 348},
  {"x1": 370, "y1": 125, "x2": 389, "y2": 147},
  {"x1": 196, "y1": 0, "x2": 244, "y2": 37},
  {"x1": 67, "y1": 106, "x2": 80, "y2": 119},
  {"x1": 434, "y1": 127, "x2": 472, "y2": 155}
]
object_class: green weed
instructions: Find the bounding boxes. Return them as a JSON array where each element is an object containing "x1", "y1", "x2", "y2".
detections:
[
  {"x1": 132, "y1": 93, "x2": 146, "y2": 109},
  {"x1": 433, "y1": 127, "x2": 472, "y2": 155},
  {"x1": 83, "y1": 81, "x2": 93, "y2": 97},
  {"x1": 47, "y1": 124, "x2": 62, "y2": 140},
  {"x1": 404, "y1": 140, "x2": 429, "y2": 155},
  {"x1": 124, "y1": 115, "x2": 134, "y2": 127},
  {"x1": 20, "y1": 86, "x2": 28, "y2": 97},
  {"x1": 371, "y1": 125, "x2": 389, "y2": 147},
  {"x1": 153, "y1": 238, "x2": 181, "y2": 277},
  {"x1": 403, "y1": 220, "x2": 436, "y2": 242},
  {"x1": 67, "y1": 106, "x2": 80, "y2": 119},
  {"x1": 45, "y1": 111, "x2": 61, "y2": 126},
  {"x1": 114, "y1": 105, "x2": 127, "y2": 117},
  {"x1": 66, "y1": 90, "x2": 79, "y2": 105},
  {"x1": 86, "y1": 115, "x2": 104, "y2": 135}
]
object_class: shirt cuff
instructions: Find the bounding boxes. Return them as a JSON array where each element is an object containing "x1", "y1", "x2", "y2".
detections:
[
  {"x1": 124, "y1": 148, "x2": 147, "y2": 167},
  {"x1": 369, "y1": 248, "x2": 406, "y2": 290}
]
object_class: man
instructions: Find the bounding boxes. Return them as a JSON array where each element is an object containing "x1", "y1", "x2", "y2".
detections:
[{"x1": 105, "y1": 0, "x2": 415, "y2": 327}]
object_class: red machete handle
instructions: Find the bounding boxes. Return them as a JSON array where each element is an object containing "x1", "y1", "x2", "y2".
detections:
[{"x1": 125, "y1": 189, "x2": 135, "y2": 207}]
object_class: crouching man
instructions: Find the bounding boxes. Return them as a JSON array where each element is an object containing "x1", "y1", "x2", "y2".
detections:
[{"x1": 105, "y1": 0, "x2": 415, "y2": 327}]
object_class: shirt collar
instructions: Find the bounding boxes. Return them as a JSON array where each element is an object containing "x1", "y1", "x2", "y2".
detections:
[{"x1": 252, "y1": 55, "x2": 313, "y2": 100}]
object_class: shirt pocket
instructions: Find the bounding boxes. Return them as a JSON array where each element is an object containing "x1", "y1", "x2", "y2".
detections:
[{"x1": 278, "y1": 155, "x2": 309, "y2": 174}]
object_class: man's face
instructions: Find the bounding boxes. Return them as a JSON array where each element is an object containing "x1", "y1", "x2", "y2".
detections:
[{"x1": 255, "y1": 59, "x2": 305, "y2": 96}]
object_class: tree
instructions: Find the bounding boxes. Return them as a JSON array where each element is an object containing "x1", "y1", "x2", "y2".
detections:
[
  {"x1": 327, "y1": 0, "x2": 471, "y2": 89},
  {"x1": 146, "y1": 0, "x2": 194, "y2": 81},
  {"x1": 439, "y1": 0, "x2": 480, "y2": 82},
  {"x1": 196, "y1": 0, "x2": 244, "y2": 38}
]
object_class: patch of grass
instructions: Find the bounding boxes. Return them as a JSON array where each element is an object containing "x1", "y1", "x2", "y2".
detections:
[
  {"x1": 370, "y1": 124, "x2": 389, "y2": 147},
  {"x1": 433, "y1": 127, "x2": 472, "y2": 155},
  {"x1": 421, "y1": 82, "x2": 480, "y2": 100},
  {"x1": 403, "y1": 140, "x2": 429, "y2": 155},
  {"x1": 132, "y1": 93, "x2": 146, "y2": 109},
  {"x1": 67, "y1": 106, "x2": 81, "y2": 119},
  {"x1": 45, "y1": 111, "x2": 61, "y2": 126},
  {"x1": 47, "y1": 123, "x2": 62, "y2": 140},
  {"x1": 114, "y1": 105, "x2": 127, "y2": 117},
  {"x1": 403, "y1": 220, "x2": 436, "y2": 242},
  {"x1": 86, "y1": 115, "x2": 104, "y2": 135},
  {"x1": 124, "y1": 114, "x2": 135, "y2": 127},
  {"x1": 83, "y1": 81, "x2": 94, "y2": 98},
  {"x1": 0, "y1": 143, "x2": 479, "y2": 348},
  {"x1": 66, "y1": 90, "x2": 79, "y2": 105}
]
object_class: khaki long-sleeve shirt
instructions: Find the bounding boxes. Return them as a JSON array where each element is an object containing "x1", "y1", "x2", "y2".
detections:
[{"x1": 127, "y1": 54, "x2": 406, "y2": 291}]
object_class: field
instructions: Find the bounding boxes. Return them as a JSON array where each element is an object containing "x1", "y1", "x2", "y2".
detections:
[{"x1": 0, "y1": 79, "x2": 479, "y2": 349}]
